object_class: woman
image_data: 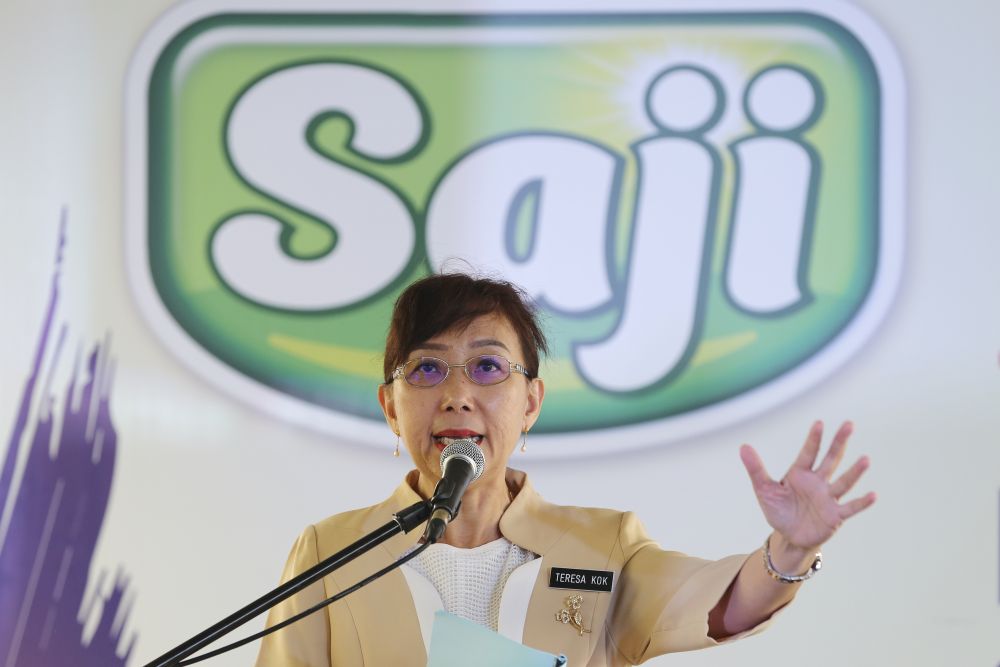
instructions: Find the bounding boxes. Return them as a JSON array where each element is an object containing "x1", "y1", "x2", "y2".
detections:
[{"x1": 255, "y1": 273, "x2": 875, "y2": 666}]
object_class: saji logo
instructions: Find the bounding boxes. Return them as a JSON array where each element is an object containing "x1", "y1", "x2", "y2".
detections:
[{"x1": 125, "y1": 1, "x2": 904, "y2": 457}]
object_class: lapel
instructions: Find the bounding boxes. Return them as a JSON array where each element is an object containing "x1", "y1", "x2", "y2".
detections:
[
  {"x1": 500, "y1": 470, "x2": 619, "y2": 667},
  {"x1": 323, "y1": 470, "x2": 618, "y2": 666},
  {"x1": 322, "y1": 472, "x2": 427, "y2": 666}
]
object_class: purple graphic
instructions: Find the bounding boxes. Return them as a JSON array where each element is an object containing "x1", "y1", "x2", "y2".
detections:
[{"x1": 0, "y1": 220, "x2": 134, "y2": 666}]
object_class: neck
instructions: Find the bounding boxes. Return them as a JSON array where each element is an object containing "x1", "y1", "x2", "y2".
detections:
[{"x1": 416, "y1": 469, "x2": 512, "y2": 548}]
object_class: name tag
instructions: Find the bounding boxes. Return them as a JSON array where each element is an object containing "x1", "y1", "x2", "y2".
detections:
[{"x1": 549, "y1": 567, "x2": 614, "y2": 592}]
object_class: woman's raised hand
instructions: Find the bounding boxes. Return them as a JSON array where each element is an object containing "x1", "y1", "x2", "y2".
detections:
[{"x1": 739, "y1": 421, "x2": 876, "y2": 552}]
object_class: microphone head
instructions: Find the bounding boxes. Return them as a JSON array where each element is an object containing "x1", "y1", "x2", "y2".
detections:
[{"x1": 439, "y1": 439, "x2": 486, "y2": 481}]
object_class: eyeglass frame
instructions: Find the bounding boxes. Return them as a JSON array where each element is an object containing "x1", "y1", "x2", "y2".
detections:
[{"x1": 390, "y1": 354, "x2": 531, "y2": 387}]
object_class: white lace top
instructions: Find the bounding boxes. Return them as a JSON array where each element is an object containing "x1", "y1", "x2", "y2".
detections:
[{"x1": 403, "y1": 537, "x2": 537, "y2": 630}]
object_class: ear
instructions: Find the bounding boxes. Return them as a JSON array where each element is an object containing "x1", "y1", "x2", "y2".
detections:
[
  {"x1": 378, "y1": 383, "x2": 398, "y2": 433},
  {"x1": 523, "y1": 377, "x2": 545, "y2": 431}
]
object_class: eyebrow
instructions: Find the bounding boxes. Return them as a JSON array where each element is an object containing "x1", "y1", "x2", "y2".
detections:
[
  {"x1": 472, "y1": 338, "x2": 510, "y2": 352},
  {"x1": 413, "y1": 338, "x2": 511, "y2": 353}
]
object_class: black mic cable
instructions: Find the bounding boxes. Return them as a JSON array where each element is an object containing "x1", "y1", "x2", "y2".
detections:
[
  {"x1": 175, "y1": 540, "x2": 432, "y2": 666},
  {"x1": 159, "y1": 440, "x2": 484, "y2": 665}
]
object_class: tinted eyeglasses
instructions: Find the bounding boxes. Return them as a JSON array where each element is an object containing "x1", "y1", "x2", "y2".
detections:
[{"x1": 391, "y1": 354, "x2": 529, "y2": 387}]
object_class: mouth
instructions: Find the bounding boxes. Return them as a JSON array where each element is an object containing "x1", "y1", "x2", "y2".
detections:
[{"x1": 433, "y1": 431, "x2": 484, "y2": 451}]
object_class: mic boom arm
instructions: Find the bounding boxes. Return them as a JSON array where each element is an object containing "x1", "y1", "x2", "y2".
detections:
[{"x1": 144, "y1": 500, "x2": 431, "y2": 667}]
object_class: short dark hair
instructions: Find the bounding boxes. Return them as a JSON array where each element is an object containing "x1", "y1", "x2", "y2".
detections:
[{"x1": 383, "y1": 273, "x2": 548, "y2": 384}]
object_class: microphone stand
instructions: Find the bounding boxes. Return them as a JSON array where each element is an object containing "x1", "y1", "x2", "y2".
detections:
[{"x1": 145, "y1": 499, "x2": 432, "y2": 667}]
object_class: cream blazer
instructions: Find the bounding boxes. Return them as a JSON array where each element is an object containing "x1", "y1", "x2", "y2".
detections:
[{"x1": 255, "y1": 470, "x2": 768, "y2": 667}]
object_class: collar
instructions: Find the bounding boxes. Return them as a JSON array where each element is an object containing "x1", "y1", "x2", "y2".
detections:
[{"x1": 369, "y1": 469, "x2": 568, "y2": 560}]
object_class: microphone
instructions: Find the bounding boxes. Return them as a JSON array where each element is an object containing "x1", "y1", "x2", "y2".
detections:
[{"x1": 422, "y1": 439, "x2": 486, "y2": 542}]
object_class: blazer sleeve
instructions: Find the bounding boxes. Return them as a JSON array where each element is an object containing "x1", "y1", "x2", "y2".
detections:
[
  {"x1": 255, "y1": 526, "x2": 362, "y2": 667},
  {"x1": 606, "y1": 512, "x2": 773, "y2": 665}
]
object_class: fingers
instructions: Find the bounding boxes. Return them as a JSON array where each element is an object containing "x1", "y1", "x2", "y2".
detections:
[
  {"x1": 787, "y1": 420, "x2": 823, "y2": 476},
  {"x1": 838, "y1": 491, "x2": 877, "y2": 520},
  {"x1": 739, "y1": 444, "x2": 773, "y2": 490},
  {"x1": 830, "y1": 455, "x2": 870, "y2": 499},
  {"x1": 816, "y1": 421, "x2": 854, "y2": 481},
  {"x1": 833, "y1": 450, "x2": 875, "y2": 522}
]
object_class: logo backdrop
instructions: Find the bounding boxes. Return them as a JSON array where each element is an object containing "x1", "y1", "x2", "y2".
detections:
[{"x1": 126, "y1": 3, "x2": 903, "y2": 455}]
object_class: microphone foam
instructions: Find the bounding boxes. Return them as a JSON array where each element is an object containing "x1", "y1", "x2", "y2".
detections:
[{"x1": 439, "y1": 439, "x2": 486, "y2": 481}]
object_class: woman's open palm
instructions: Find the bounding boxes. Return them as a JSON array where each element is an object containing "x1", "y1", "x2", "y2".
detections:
[{"x1": 740, "y1": 421, "x2": 876, "y2": 551}]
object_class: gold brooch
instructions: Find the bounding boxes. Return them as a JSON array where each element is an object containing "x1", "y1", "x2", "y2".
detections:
[{"x1": 554, "y1": 594, "x2": 591, "y2": 636}]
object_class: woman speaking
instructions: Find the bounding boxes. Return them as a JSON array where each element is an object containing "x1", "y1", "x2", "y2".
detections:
[{"x1": 255, "y1": 272, "x2": 875, "y2": 666}]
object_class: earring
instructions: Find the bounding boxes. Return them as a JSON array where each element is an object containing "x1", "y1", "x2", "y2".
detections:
[
  {"x1": 520, "y1": 430, "x2": 528, "y2": 453},
  {"x1": 393, "y1": 432, "x2": 400, "y2": 457}
]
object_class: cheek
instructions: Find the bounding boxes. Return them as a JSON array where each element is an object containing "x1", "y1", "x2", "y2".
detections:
[
  {"x1": 486, "y1": 394, "x2": 527, "y2": 423},
  {"x1": 396, "y1": 395, "x2": 434, "y2": 424}
]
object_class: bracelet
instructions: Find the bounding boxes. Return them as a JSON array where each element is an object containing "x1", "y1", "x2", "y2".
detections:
[{"x1": 762, "y1": 535, "x2": 822, "y2": 583}]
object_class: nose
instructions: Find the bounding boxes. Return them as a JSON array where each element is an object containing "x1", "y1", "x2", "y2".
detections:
[{"x1": 439, "y1": 367, "x2": 475, "y2": 412}]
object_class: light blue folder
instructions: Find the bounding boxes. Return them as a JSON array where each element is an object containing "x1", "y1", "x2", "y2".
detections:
[{"x1": 426, "y1": 611, "x2": 567, "y2": 667}]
